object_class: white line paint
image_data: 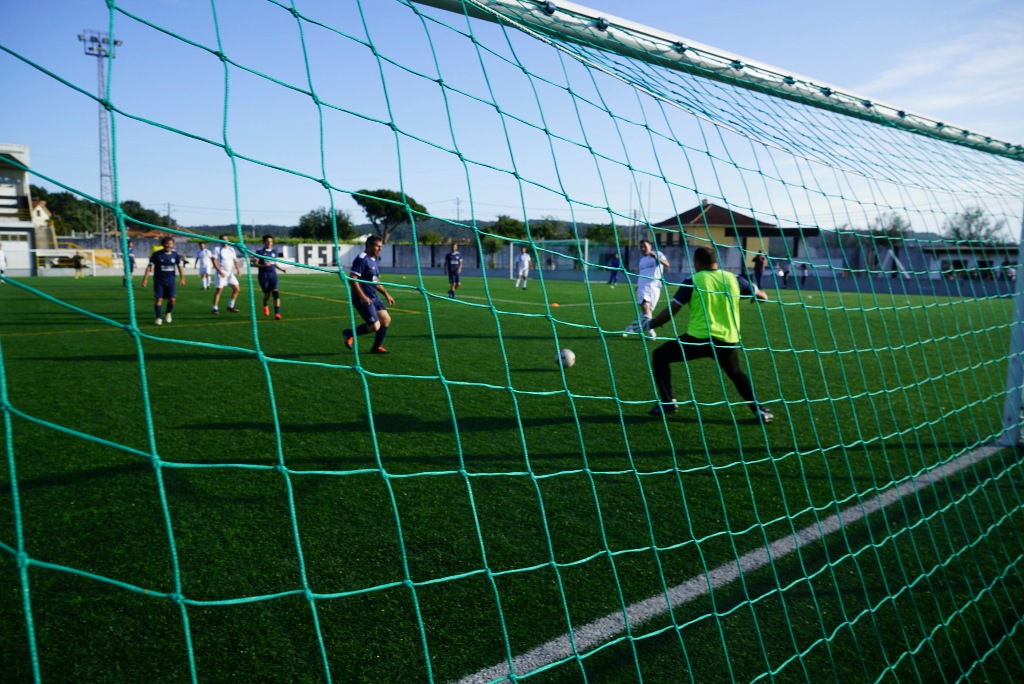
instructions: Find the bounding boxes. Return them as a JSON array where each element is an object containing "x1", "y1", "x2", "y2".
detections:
[
  {"x1": 456, "y1": 443, "x2": 1005, "y2": 683},
  {"x1": 460, "y1": 295, "x2": 630, "y2": 308}
]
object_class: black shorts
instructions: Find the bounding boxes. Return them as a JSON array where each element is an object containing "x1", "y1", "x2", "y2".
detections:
[
  {"x1": 153, "y1": 279, "x2": 177, "y2": 300},
  {"x1": 258, "y1": 272, "x2": 278, "y2": 294},
  {"x1": 448, "y1": 273, "x2": 460, "y2": 285},
  {"x1": 356, "y1": 296, "x2": 386, "y2": 325}
]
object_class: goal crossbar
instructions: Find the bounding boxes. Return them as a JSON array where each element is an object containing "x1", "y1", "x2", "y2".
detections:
[{"x1": 413, "y1": 0, "x2": 1024, "y2": 161}]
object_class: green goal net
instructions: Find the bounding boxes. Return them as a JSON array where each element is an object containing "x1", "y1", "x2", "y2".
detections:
[{"x1": 2, "y1": 0, "x2": 1024, "y2": 682}]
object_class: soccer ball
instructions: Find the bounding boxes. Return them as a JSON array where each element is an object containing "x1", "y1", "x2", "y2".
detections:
[{"x1": 558, "y1": 348, "x2": 576, "y2": 368}]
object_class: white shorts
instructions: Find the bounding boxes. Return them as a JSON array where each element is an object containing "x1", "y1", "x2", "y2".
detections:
[
  {"x1": 215, "y1": 272, "x2": 239, "y2": 289},
  {"x1": 637, "y1": 280, "x2": 663, "y2": 309},
  {"x1": 198, "y1": 266, "x2": 211, "y2": 276},
  {"x1": 518, "y1": 268, "x2": 529, "y2": 278}
]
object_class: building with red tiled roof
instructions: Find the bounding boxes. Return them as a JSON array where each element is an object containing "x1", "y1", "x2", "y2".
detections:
[{"x1": 652, "y1": 199, "x2": 818, "y2": 270}]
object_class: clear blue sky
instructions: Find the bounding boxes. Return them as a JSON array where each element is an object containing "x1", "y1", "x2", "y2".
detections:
[{"x1": 2, "y1": 0, "x2": 1021, "y2": 230}]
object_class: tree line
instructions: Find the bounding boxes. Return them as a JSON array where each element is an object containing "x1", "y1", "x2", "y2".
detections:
[
  {"x1": 31, "y1": 184, "x2": 624, "y2": 246},
  {"x1": 824, "y1": 207, "x2": 1010, "y2": 249},
  {"x1": 34, "y1": 184, "x2": 1004, "y2": 248}
]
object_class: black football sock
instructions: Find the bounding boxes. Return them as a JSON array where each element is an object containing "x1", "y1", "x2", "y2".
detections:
[{"x1": 373, "y1": 326, "x2": 388, "y2": 349}]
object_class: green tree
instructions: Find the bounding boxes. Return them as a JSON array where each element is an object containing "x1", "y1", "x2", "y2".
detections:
[
  {"x1": 353, "y1": 189, "x2": 428, "y2": 244},
  {"x1": 120, "y1": 200, "x2": 172, "y2": 231},
  {"x1": 480, "y1": 235, "x2": 505, "y2": 267},
  {"x1": 529, "y1": 216, "x2": 564, "y2": 240},
  {"x1": 869, "y1": 213, "x2": 910, "y2": 242},
  {"x1": 585, "y1": 223, "x2": 626, "y2": 246},
  {"x1": 944, "y1": 206, "x2": 1008, "y2": 243},
  {"x1": 492, "y1": 214, "x2": 526, "y2": 240},
  {"x1": 868, "y1": 212, "x2": 910, "y2": 255},
  {"x1": 292, "y1": 207, "x2": 356, "y2": 241},
  {"x1": 418, "y1": 230, "x2": 444, "y2": 245}
]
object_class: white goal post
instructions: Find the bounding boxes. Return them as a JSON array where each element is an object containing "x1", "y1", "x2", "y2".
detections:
[{"x1": 30, "y1": 249, "x2": 98, "y2": 277}]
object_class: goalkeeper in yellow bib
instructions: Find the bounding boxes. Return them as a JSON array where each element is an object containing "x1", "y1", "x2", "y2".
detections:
[{"x1": 647, "y1": 246, "x2": 774, "y2": 423}]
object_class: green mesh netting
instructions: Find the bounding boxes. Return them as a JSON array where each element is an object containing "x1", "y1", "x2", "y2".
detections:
[{"x1": 2, "y1": 0, "x2": 1024, "y2": 682}]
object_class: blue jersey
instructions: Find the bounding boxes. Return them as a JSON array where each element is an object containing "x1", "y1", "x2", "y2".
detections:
[
  {"x1": 445, "y1": 251, "x2": 463, "y2": 275},
  {"x1": 350, "y1": 251, "x2": 381, "y2": 299},
  {"x1": 149, "y1": 250, "x2": 182, "y2": 281},
  {"x1": 254, "y1": 247, "x2": 278, "y2": 274}
]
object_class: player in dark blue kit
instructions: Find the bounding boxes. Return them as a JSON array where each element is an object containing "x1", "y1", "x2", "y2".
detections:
[
  {"x1": 444, "y1": 243, "x2": 463, "y2": 298},
  {"x1": 254, "y1": 235, "x2": 287, "y2": 320},
  {"x1": 343, "y1": 235, "x2": 395, "y2": 354},
  {"x1": 141, "y1": 237, "x2": 186, "y2": 325}
]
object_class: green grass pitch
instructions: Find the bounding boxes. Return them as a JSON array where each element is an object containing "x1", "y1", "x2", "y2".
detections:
[{"x1": 2, "y1": 271, "x2": 1023, "y2": 682}]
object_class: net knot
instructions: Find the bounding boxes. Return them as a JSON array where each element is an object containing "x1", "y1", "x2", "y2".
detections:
[
  {"x1": 169, "y1": 592, "x2": 185, "y2": 605},
  {"x1": 16, "y1": 551, "x2": 29, "y2": 569}
]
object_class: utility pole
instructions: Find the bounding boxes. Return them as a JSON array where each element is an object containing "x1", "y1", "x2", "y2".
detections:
[{"x1": 78, "y1": 29, "x2": 123, "y2": 251}]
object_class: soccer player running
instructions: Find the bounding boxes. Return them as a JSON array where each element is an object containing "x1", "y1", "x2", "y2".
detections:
[
  {"x1": 211, "y1": 234, "x2": 241, "y2": 314},
  {"x1": 647, "y1": 246, "x2": 774, "y2": 423},
  {"x1": 195, "y1": 241, "x2": 214, "y2": 290},
  {"x1": 514, "y1": 246, "x2": 531, "y2": 289},
  {"x1": 254, "y1": 235, "x2": 287, "y2": 319},
  {"x1": 444, "y1": 243, "x2": 463, "y2": 298},
  {"x1": 343, "y1": 235, "x2": 395, "y2": 354},
  {"x1": 625, "y1": 239, "x2": 670, "y2": 336},
  {"x1": 141, "y1": 236, "x2": 186, "y2": 325}
]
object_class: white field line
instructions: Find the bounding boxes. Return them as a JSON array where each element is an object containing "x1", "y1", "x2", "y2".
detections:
[
  {"x1": 459, "y1": 295, "x2": 631, "y2": 308},
  {"x1": 456, "y1": 443, "x2": 1004, "y2": 684}
]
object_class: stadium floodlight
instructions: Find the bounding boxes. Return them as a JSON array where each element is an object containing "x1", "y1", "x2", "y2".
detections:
[{"x1": 78, "y1": 29, "x2": 123, "y2": 249}]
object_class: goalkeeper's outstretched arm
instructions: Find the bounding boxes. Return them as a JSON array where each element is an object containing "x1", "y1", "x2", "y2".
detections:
[{"x1": 649, "y1": 300, "x2": 683, "y2": 330}]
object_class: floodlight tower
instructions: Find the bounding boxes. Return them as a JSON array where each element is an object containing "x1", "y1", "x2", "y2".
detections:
[{"x1": 78, "y1": 29, "x2": 123, "y2": 248}]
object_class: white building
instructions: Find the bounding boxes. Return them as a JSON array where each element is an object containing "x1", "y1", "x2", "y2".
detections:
[{"x1": 0, "y1": 143, "x2": 39, "y2": 277}]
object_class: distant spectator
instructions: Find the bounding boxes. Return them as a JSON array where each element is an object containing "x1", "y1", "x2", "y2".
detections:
[
  {"x1": 607, "y1": 254, "x2": 621, "y2": 287},
  {"x1": 72, "y1": 251, "x2": 85, "y2": 279}
]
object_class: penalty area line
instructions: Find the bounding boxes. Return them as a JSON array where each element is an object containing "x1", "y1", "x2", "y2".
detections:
[{"x1": 455, "y1": 442, "x2": 1005, "y2": 684}]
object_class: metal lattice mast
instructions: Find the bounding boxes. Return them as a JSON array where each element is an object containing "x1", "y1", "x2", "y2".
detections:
[{"x1": 78, "y1": 30, "x2": 122, "y2": 248}]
